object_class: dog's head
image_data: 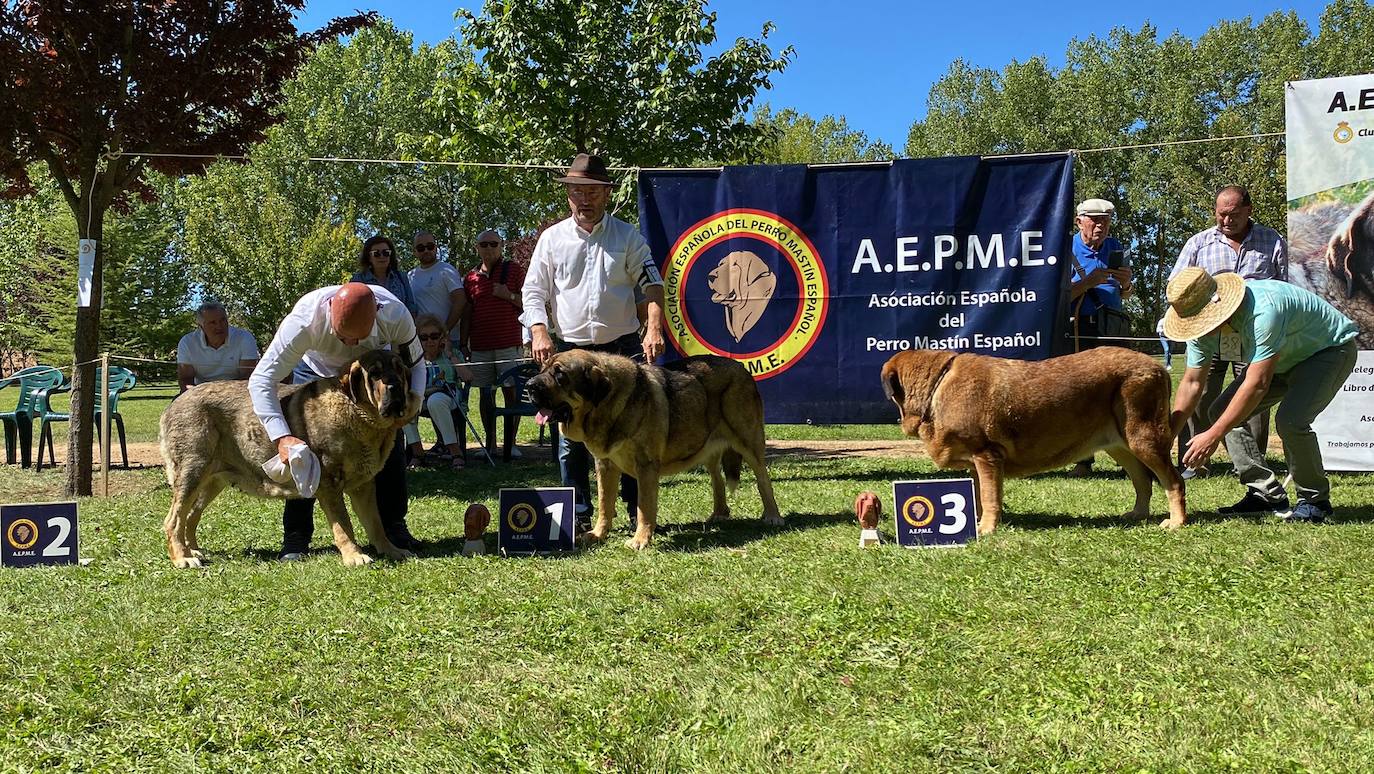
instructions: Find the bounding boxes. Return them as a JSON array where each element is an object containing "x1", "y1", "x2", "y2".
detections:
[
  {"x1": 1326, "y1": 192, "x2": 1374, "y2": 300},
  {"x1": 340, "y1": 350, "x2": 421, "y2": 427},
  {"x1": 525, "y1": 350, "x2": 617, "y2": 428},
  {"x1": 880, "y1": 350, "x2": 958, "y2": 437}
]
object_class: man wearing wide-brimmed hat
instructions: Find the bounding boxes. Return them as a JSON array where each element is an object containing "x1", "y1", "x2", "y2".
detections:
[
  {"x1": 522, "y1": 152, "x2": 666, "y2": 528},
  {"x1": 1164, "y1": 267, "x2": 1359, "y2": 521}
]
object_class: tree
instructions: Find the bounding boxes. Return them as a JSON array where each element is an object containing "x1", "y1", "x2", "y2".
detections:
[
  {"x1": 903, "y1": 0, "x2": 1374, "y2": 336},
  {"x1": 0, "y1": 1, "x2": 372, "y2": 494},
  {"x1": 747, "y1": 104, "x2": 894, "y2": 165},
  {"x1": 444, "y1": 0, "x2": 792, "y2": 172}
]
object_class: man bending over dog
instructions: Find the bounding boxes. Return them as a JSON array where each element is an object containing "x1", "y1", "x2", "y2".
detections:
[
  {"x1": 1164, "y1": 267, "x2": 1359, "y2": 522},
  {"x1": 250, "y1": 282, "x2": 427, "y2": 559}
]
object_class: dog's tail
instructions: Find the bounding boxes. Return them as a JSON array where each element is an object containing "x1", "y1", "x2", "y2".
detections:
[{"x1": 722, "y1": 449, "x2": 743, "y2": 493}]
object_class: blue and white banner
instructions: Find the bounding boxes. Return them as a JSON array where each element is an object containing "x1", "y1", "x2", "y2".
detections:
[
  {"x1": 1286, "y1": 74, "x2": 1374, "y2": 470},
  {"x1": 639, "y1": 155, "x2": 1075, "y2": 423}
]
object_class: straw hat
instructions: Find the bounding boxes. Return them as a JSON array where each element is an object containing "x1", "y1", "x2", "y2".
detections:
[{"x1": 1162, "y1": 267, "x2": 1246, "y2": 341}]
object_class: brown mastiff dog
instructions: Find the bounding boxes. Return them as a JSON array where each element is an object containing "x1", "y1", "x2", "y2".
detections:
[
  {"x1": 159, "y1": 349, "x2": 421, "y2": 568},
  {"x1": 526, "y1": 350, "x2": 783, "y2": 549},
  {"x1": 881, "y1": 347, "x2": 1186, "y2": 535}
]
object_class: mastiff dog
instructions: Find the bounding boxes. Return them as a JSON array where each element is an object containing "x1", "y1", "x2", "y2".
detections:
[
  {"x1": 526, "y1": 350, "x2": 783, "y2": 549},
  {"x1": 881, "y1": 347, "x2": 1186, "y2": 535},
  {"x1": 159, "y1": 349, "x2": 421, "y2": 568}
]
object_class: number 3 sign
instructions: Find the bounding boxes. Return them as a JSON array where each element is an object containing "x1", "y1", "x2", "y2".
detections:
[
  {"x1": 891, "y1": 480, "x2": 978, "y2": 548},
  {"x1": 498, "y1": 487, "x2": 576, "y2": 555},
  {"x1": 2, "y1": 502, "x2": 79, "y2": 567}
]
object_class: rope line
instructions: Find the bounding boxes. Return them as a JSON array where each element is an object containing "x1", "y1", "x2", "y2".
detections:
[{"x1": 113, "y1": 130, "x2": 1287, "y2": 171}]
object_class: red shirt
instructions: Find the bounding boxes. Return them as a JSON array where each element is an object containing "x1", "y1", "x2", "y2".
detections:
[{"x1": 464, "y1": 260, "x2": 526, "y2": 351}]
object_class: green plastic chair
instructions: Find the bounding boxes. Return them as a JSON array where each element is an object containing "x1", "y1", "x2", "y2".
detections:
[
  {"x1": 35, "y1": 366, "x2": 137, "y2": 471},
  {"x1": 1, "y1": 366, "x2": 65, "y2": 468}
]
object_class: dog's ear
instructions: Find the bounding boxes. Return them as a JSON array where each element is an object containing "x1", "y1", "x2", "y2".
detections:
[
  {"x1": 341, "y1": 361, "x2": 366, "y2": 404},
  {"x1": 583, "y1": 365, "x2": 612, "y2": 406},
  {"x1": 881, "y1": 363, "x2": 906, "y2": 415},
  {"x1": 1329, "y1": 198, "x2": 1374, "y2": 298}
]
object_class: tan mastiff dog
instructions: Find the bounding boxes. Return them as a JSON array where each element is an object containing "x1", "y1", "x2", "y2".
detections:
[
  {"x1": 881, "y1": 347, "x2": 1186, "y2": 535},
  {"x1": 526, "y1": 350, "x2": 783, "y2": 549},
  {"x1": 159, "y1": 349, "x2": 421, "y2": 568}
]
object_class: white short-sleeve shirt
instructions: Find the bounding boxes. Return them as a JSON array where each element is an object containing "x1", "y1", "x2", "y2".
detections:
[
  {"x1": 409, "y1": 261, "x2": 464, "y2": 325},
  {"x1": 176, "y1": 326, "x2": 259, "y2": 384}
]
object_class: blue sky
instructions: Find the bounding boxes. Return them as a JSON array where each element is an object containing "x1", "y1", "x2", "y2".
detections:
[{"x1": 296, "y1": 0, "x2": 1332, "y2": 152}]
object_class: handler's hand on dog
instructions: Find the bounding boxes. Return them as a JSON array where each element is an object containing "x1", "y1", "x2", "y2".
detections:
[
  {"x1": 642, "y1": 328, "x2": 665, "y2": 362},
  {"x1": 1183, "y1": 430, "x2": 1222, "y2": 469},
  {"x1": 276, "y1": 435, "x2": 305, "y2": 463},
  {"x1": 531, "y1": 325, "x2": 554, "y2": 365}
]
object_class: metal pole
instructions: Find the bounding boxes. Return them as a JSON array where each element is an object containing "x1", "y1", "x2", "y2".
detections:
[{"x1": 100, "y1": 352, "x2": 110, "y2": 498}]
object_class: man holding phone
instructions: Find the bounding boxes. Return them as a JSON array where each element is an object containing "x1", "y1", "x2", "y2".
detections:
[{"x1": 1067, "y1": 197, "x2": 1134, "y2": 475}]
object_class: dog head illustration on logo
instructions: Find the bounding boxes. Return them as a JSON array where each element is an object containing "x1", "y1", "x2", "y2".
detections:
[{"x1": 706, "y1": 250, "x2": 777, "y2": 342}]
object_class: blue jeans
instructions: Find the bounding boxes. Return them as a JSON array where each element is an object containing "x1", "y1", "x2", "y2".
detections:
[{"x1": 556, "y1": 333, "x2": 642, "y2": 521}]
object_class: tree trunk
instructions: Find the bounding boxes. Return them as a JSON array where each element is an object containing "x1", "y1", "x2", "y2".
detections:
[{"x1": 65, "y1": 212, "x2": 103, "y2": 497}]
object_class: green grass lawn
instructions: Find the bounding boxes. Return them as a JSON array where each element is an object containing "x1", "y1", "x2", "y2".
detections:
[{"x1": 3, "y1": 437, "x2": 1374, "y2": 769}]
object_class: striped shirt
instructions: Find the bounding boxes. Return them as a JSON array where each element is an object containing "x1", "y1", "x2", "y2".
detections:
[
  {"x1": 1186, "y1": 280, "x2": 1359, "y2": 374},
  {"x1": 1169, "y1": 221, "x2": 1288, "y2": 281},
  {"x1": 465, "y1": 259, "x2": 526, "y2": 351}
]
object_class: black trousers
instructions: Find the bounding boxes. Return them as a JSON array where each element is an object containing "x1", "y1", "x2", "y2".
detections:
[{"x1": 282, "y1": 430, "x2": 409, "y2": 549}]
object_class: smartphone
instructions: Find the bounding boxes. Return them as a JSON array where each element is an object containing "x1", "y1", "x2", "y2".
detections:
[{"x1": 1106, "y1": 249, "x2": 1126, "y2": 270}]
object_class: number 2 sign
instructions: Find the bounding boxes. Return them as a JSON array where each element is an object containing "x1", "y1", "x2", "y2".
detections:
[
  {"x1": 498, "y1": 488, "x2": 576, "y2": 555},
  {"x1": 891, "y1": 480, "x2": 978, "y2": 548},
  {"x1": 2, "y1": 502, "x2": 79, "y2": 568}
]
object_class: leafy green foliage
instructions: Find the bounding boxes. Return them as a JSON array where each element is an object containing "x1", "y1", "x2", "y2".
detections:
[
  {"x1": 747, "y1": 105, "x2": 895, "y2": 165},
  {"x1": 448, "y1": 0, "x2": 793, "y2": 168}
]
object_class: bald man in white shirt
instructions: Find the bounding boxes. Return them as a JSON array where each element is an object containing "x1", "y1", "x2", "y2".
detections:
[
  {"x1": 522, "y1": 153, "x2": 665, "y2": 529},
  {"x1": 249, "y1": 282, "x2": 426, "y2": 560}
]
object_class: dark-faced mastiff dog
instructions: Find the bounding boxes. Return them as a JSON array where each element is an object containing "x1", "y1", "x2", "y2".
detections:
[
  {"x1": 526, "y1": 351, "x2": 783, "y2": 549},
  {"x1": 159, "y1": 350, "x2": 421, "y2": 568},
  {"x1": 881, "y1": 347, "x2": 1186, "y2": 535}
]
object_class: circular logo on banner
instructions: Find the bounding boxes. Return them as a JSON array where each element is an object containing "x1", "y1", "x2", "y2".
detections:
[
  {"x1": 663, "y1": 209, "x2": 829, "y2": 380},
  {"x1": 506, "y1": 503, "x2": 537, "y2": 534},
  {"x1": 900, "y1": 496, "x2": 936, "y2": 529},
  {"x1": 1334, "y1": 122, "x2": 1355, "y2": 144},
  {"x1": 7, "y1": 518, "x2": 39, "y2": 550}
]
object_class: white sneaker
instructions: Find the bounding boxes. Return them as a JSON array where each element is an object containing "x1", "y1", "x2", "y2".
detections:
[{"x1": 509, "y1": 446, "x2": 524, "y2": 459}]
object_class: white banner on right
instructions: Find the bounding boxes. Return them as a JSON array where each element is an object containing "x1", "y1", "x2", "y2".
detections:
[{"x1": 1286, "y1": 74, "x2": 1374, "y2": 470}]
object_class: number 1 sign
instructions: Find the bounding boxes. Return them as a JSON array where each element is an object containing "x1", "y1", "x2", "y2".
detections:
[
  {"x1": 2, "y1": 502, "x2": 79, "y2": 567},
  {"x1": 498, "y1": 488, "x2": 577, "y2": 555},
  {"x1": 891, "y1": 480, "x2": 978, "y2": 548}
]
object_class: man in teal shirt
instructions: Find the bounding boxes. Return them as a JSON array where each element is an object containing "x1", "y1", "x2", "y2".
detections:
[{"x1": 1164, "y1": 267, "x2": 1359, "y2": 521}]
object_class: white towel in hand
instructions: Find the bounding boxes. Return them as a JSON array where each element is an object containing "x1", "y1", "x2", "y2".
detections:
[{"x1": 261, "y1": 442, "x2": 321, "y2": 499}]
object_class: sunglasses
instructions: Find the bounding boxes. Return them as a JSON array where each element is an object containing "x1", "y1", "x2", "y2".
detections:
[
  {"x1": 369, "y1": 249, "x2": 393, "y2": 258},
  {"x1": 478, "y1": 240, "x2": 500, "y2": 248},
  {"x1": 414, "y1": 242, "x2": 436, "y2": 251},
  {"x1": 418, "y1": 332, "x2": 445, "y2": 341}
]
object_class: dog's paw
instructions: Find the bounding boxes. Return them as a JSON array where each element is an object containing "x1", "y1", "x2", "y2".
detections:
[
  {"x1": 624, "y1": 534, "x2": 652, "y2": 550},
  {"x1": 578, "y1": 530, "x2": 608, "y2": 546},
  {"x1": 976, "y1": 520, "x2": 997, "y2": 537},
  {"x1": 1122, "y1": 509, "x2": 1150, "y2": 520},
  {"x1": 188, "y1": 549, "x2": 206, "y2": 560},
  {"x1": 759, "y1": 512, "x2": 784, "y2": 527},
  {"x1": 1158, "y1": 518, "x2": 1183, "y2": 531},
  {"x1": 382, "y1": 548, "x2": 416, "y2": 561},
  {"x1": 706, "y1": 510, "x2": 731, "y2": 523},
  {"x1": 340, "y1": 552, "x2": 375, "y2": 567},
  {"x1": 172, "y1": 556, "x2": 204, "y2": 569}
]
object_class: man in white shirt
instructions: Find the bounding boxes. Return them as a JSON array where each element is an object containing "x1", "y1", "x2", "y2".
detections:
[
  {"x1": 521, "y1": 153, "x2": 665, "y2": 528},
  {"x1": 249, "y1": 282, "x2": 426, "y2": 560},
  {"x1": 407, "y1": 230, "x2": 467, "y2": 348},
  {"x1": 176, "y1": 301, "x2": 259, "y2": 393}
]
